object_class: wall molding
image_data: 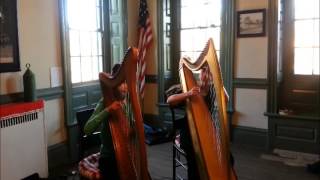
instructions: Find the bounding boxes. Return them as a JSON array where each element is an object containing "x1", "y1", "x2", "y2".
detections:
[
  {"x1": 0, "y1": 86, "x2": 64, "y2": 104},
  {"x1": 233, "y1": 78, "x2": 268, "y2": 89},
  {"x1": 232, "y1": 125, "x2": 268, "y2": 148}
]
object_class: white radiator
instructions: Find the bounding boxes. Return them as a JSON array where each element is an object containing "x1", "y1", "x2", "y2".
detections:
[{"x1": 0, "y1": 100, "x2": 48, "y2": 180}]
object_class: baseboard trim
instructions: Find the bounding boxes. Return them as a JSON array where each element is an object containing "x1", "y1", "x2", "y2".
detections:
[{"x1": 232, "y1": 125, "x2": 268, "y2": 148}]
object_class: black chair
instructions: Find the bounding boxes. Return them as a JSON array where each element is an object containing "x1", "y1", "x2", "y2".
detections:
[
  {"x1": 76, "y1": 108, "x2": 101, "y2": 159},
  {"x1": 170, "y1": 105, "x2": 188, "y2": 180}
]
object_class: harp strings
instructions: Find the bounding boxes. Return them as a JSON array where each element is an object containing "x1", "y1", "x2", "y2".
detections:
[
  {"x1": 124, "y1": 92, "x2": 141, "y2": 178},
  {"x1": 201, "y1": 65, "x2": 223, "y2": 165}
]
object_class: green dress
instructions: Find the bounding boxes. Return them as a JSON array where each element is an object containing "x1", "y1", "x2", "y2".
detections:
[{"x1": 84, "y1": 98, "x2": 134, "y2": 158}]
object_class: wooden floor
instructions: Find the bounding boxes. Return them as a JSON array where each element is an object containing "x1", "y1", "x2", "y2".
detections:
[
  {"x1": 49, "y1": 142, "x2": 319, "y2": 180},
  {"x1": 147, "y1": 142, "x2": 319, "y2": 180}
]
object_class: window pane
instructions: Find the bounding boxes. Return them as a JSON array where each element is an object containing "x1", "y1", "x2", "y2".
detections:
[
  {"x1": 68, "y1": 0, "x2": 99, "y2": 30},
  {"x1": 209, "y1": 27, "x2": 221, "y2": 51},
  {"x1": 313, "y1": 20, "x2": 320, "y2": 47},
  {"x1": 96, "y1": 7, "x2": 101, "y2": 30},
  {"x1": 315, "y1": 0, "x2": 320, "y2": 18},
  {"x1": 71, "y1": 57, "x2": 81, "y2": 83},
  {"x1": 294, "y1": 48, "x2": 313, "y2": 75},
  {"x1": 80, "y1": 31, "x2": 92, "y2": 56},
  {"x1": 180, "y1": 29, "x2": 205, "y2": 52},
  {"x1": 180, "y1": 29, "x2": 196, "y2": 52},
  {"x1": 295, "y1": 20, "x2": 319, "y2": 47},
  {"x1": 295, "y1": 0, "x2": 319, "y2": 19},
  {"x1": 81, "y1": 57, "x2": 93, "y2": 82},
  {"x1": 181, "y1": 28, "x2": 220, "y2": 52},
  {"x1": 206, "y1": 1, "x2": 221, "y2": 26},
  {"x1": 181, "y1": 0, "x2": 220, "y2": 29},
  {"x1": 69, "y1": 30, "x2": 80, "y2": 56},
  {"x1": 86, "y1": 0, "x2": 98, "y2": 30},
  {"x1": 67, "y1": 0, "x2": 81, "y2": 29},
  {"x1": 91, "y1": 32, "x2": 98, "y2": 56},
  {"x1": 181, "y1": 6, "x2": 195, "y2": 28},
  {"x1": 67, "y1": 0, "x2": 104, "y2": 84},
  {"x1": 98, "y1": 56, "x2": 103, "y2": 72},
  {"x1": 92, "y1": 56, "x2": 99, "y2": 80},
  {"x1": 180, "y1": 0, "x2": 221, "y2": 61},
  {"x1": 313, "y1": 48, "x2": 319, "y2": 74},
  {"x1": 97, "y1": 33, "x2": 102, "y2": 55}
]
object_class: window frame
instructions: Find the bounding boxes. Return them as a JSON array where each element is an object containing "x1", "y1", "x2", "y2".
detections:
[
  {"x1": 66, "y1": 0, "x2": 105, "y2": 85},
  {"x1": 279, "y1": 0, "x2": 320, "y2": 115}
]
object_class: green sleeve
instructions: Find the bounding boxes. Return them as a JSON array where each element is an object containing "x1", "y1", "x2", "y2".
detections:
[{"x1": 84, "y1": 99, "x2": 109, "y2": 135}]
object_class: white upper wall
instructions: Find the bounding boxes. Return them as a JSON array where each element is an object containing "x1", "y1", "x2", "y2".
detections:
[
  {"x1": 0, "y1": 0, "x2": 62, "y2": 95},
  {"x1": 233, "y1": 0, "x2": 269, "y2": 129},
  {"x1": 0, "y1": 0, "x2": 66, "y2": 146},
  {"x1": 235, "y1": 0, "x2": 268, "y2": 79}
]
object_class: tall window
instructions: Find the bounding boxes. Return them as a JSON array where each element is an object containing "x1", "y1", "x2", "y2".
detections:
[
  {"x1": 67, "y1": 0, "x2": 104, "y2": 83},
  {"x1": 293, "y1": 0, "x2": 319, "y2": 75},
  {"x1": 180, "y1": 0, "x2": 221, "y2": 61},
  {"x1": 279, "y1": 0, "x2": 320, "y2": 115}
]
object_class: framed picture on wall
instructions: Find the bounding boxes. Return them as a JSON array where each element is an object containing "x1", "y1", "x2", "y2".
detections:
[
  {"x1": 237, "y1": 9, "x2": 266, "y2": 38},
  {"x1": 0, "y1": 0, "x2": 20, "y2": 72}
]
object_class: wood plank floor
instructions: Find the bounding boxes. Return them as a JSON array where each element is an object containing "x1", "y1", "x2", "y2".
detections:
[
  {"x1": 49, "y1": 142, "x2": 319, "y2": 179},
  {"x1": 147, "y1": 142, "x2": 319, "y2": 180}
]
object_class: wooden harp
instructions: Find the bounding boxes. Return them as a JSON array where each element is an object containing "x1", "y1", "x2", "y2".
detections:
[
  {"x1": 99, "y1": 47, "x2": 149, "y2": 180},
  {"x1": 179, "y1": 39, "x2": 237, "y2": 180}
]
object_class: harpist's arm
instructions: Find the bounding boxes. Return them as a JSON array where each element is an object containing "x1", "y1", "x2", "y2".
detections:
[
  {"x1": 167, "y1": 86, "x2": 200, "y2": 107},
  {"x1": 84, "y1": 99, "x2": 122, "y2": 135},
  {"x1": 84, "y1": 99, "x2": 109, "y2": 135}
]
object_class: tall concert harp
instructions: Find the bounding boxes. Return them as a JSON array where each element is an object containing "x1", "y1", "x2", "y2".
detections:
[
  {"x1": 99, "y1": 47, "x2": 150, "y2": 180},
  {"x1": 179, "y1": 38, "x2": 237, "y2": 180}
]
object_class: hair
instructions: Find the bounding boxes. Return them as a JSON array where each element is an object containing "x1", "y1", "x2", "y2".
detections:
[{"x1": 111, "y1": 63, "x2": 121, "y2": 76}]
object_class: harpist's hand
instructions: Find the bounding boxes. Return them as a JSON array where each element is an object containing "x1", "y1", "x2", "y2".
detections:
[
  {"x1": 106, "y1": 101, "x2": 122, "y2": 113},
  {"x1": 187, "y1": 86, "x2": 201, "y2": 97}
]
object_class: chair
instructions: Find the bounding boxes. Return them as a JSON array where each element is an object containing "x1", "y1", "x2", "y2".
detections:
[
  {"x1": 76, "y1": 108, "x2": 102, "y2": 180},
  {"x1": 77, "y1": 108, "x2": 100, "y2": 159},
  {"x1": 170, "y1": 105, "x2": 188, "y2": 180}
]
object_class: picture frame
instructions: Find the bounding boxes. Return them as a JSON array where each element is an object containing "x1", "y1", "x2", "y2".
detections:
[
  {"x1": 237, "y1": 9, "x2": 266, "y2": 38},
  {"x1": 0, "y1": 0, "x2": 20, "y2": 73}
]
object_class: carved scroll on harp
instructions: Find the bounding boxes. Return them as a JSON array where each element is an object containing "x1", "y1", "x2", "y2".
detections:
[
  {"x1": 179, "y1": 39, "x2": 237, "y2": 180},
  {"x1": 99, "y1": 47, "x2": 150, "y2": 180}
]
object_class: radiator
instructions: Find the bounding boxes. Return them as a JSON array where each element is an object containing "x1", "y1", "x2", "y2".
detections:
[{"x1": 0, "y1": 100, "x2": 48, "y2": 180}]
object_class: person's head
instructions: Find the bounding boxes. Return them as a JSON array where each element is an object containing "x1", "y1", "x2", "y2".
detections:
[
  {"x1": 199, "y1": 66, "x2": 212, "y2": 94},
  {"x1": 112, "y1": 64, "x2": 128, "y2": 100},
  {"x1": 200, "y1": 66, "x2": 210, "y2": 86},
  {"x1": 200, "y1": 67, "x2": 207, "y2": 83}
]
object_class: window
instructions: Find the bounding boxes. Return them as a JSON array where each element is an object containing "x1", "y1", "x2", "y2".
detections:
[
  {"x1": 279, "y1": 0, "x2": 320, "y2": 115},
  {"x1": 66, "y1": 0, "x2": 104, "y2": 83},
  {"x1": 293, "y1": 0, "x2": 319, "y2": 75},
  {"x1": 179, "y1": 0, "x2": 221, "y2": 61}
]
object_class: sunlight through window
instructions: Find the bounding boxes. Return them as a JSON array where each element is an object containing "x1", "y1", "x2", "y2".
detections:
[
  {"x1": 294, "y1": 0, "x2": 319, "y2": 75},
  {"x1": 67, "y1": 0, "x2": 104, "y2": 83},
  {"x1": 180, "y1": 0, "x2": 221, "y2": 61}
]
